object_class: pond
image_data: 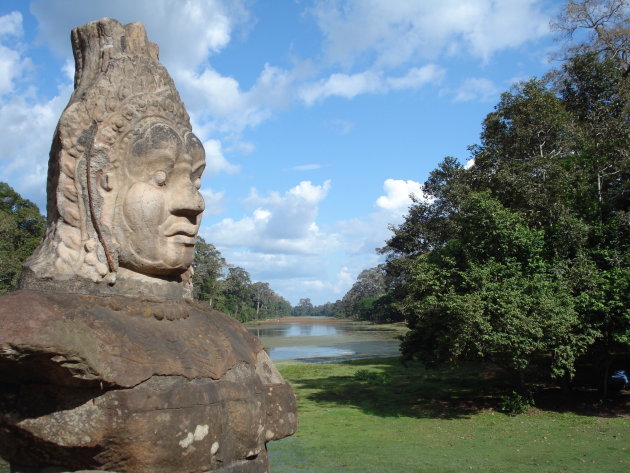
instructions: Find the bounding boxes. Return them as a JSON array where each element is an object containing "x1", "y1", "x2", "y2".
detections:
[{"x1": 246, "y1": 317, "x2": 403, "y2": 363}]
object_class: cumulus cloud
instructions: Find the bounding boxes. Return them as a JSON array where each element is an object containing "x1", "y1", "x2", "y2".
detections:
[
  {"x1": 203, "y1": 139, "x2": 240, "y2": 175},
  {"x1": 0, "y1": 87, "x2": 72, "y2": 208},
  {"x1": 203, "y1": 176, "x2": 429, "y2": 304},
  {"x1": 0, "y1": 11, "x2": 23, "y2": 39},
  {"x1": 453, "y1": 77, "x2": 500, "y2": 102},
  {"x1": 0, "y1": 12, "x2": 28, "y2": 96},
  {"x1": 387, "y1": 65, "x2": 445, "y2": 90},
  {"x1": 177, "y1": 62, "x2": 302, "y2": 136},
  {"x1": 0, "y1": 12, "x2": 72, "y2": 207},
  {"x1": 300, "y1": 70, "x2": 384, "y2": 105},
  {"x1": 30, "y1": 0, "x2": 247, "y2": 69},
  {"x1": 309, "y1": 0, "x2": 550, "y2": 67},
  {"x1": 29, "y1": 0, "x2": 271, "y2": 136},
  {"x1": 200, "y1": 188, "x2": 225, "y2": 216},
  {"x1": 207, "y1": 180, "x2": 334, "y2": 254},
  {"x1": 375, "y1": 178, "x2": 424, "y2": 213},
  {"x1": 300, "y1": 64, "x2": 444, "y2": 105}
]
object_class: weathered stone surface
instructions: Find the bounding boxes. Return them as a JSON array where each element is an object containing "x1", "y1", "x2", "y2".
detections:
[
  {"x1": 0, "y1": 17, "x2": 297, "y2": 473},
  {"x1": 20, "y1": 17, "x2": 204, "y2": 299},
  {"x1": 0, "y1": 291, "x2": 297, "y2": 472}
]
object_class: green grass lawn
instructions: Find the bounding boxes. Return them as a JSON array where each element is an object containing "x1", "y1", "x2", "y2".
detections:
[
  {"x1": 268, "y1": 358, "x2": 630, "y2": 473},
  {"x1": 1, "y1": 358, "x2": 628, "y2": 473}
]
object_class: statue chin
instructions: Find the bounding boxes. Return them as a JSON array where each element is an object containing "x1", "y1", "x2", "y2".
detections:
[{"x1": 118, "y1": 244, "x2": 195, "y2": 278}]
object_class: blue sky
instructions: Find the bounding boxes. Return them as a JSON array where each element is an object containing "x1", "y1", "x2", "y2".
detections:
[{"x1": 0, "y1": 0, "x2": 563, "y2": 305}]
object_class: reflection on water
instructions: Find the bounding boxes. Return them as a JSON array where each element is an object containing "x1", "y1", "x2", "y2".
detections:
[
  {"x1": 252, "y1": 323, "x2": 342, "y2": 338},
  {"x1": 246, "y1": 317, "x2": 401, "y2": 363}
]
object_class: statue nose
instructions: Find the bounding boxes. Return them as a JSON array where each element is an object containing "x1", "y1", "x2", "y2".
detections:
[{"x1": 169, "y1": 179, "x2": 205, "y2": 218}]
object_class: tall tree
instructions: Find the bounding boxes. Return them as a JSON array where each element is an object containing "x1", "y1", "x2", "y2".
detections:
[
  {"x1": 192, "y1": 236, "x2": 226, "y2": 307},
  {"x1": 221, "y1": 266, "x2": 254, "y2": 321},
  {"x1": 551, "y1": 0, "x2": 629, "y2": 74}
]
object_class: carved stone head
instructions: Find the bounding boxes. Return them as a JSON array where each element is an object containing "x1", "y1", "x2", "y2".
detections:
[{"x1": 21, "y1": 18, "x2": 205, "y2": 299}]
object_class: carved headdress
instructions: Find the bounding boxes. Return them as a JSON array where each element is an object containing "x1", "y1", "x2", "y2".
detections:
[{"x1": 21, "y1": 18, "x2": 195, "y2": 297}]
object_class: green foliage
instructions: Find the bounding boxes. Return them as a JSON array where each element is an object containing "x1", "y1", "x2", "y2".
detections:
[
  {"x1": 381, "y1": 4, "x2": 629, "y2": 392},
  {"x1": 354, "y1": 369, "x2": 392, "y2": 386},
  {"x1": 292, "y1": 298, "x2": 314, "y2": 317},
  {"x1": 398, "y1": 193, "x2": 597, "y2": 381},
  {"x1": 0, "y1": 182, "x2": 46, "y2": 294},
  {"x1": 191, "y1": 236, "x2": 291, "y2": 322},
  {"x1": 498, "y1": 391, "x2": 534, "y2": 416},
  {"x1": 192, "y1": 236, "x2": 227, "y2": 304}
]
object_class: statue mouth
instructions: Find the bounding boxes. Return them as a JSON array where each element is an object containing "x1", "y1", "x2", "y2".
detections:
[
  {"x1": 164, "y1": 222, "x2": 198, "y2": 244},
  {"x1": 169, "y1": 234, "x2": 196, "y2": 245}
]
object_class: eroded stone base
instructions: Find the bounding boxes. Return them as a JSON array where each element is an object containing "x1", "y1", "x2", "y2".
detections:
[{"x1": 0, "y1": 290, "x2": 296, "y2": 473}]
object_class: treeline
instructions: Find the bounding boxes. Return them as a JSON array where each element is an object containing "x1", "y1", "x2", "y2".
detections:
[
  {"x1": 192, "y1": 237, "x2": 292, "y2": 322},
  {"x1": 316, "y1": 0, "x2": 629, "y2": 392},
  {"x1": 308, "y1": 266, "x2": 403, "y2": 323}
]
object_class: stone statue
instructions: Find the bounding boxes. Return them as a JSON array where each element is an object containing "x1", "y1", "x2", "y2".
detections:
[
  {"x1": 20, "y1": 18, "x2": 205, "y2": 301},
  {"x1": 0, "y1": 18, "x2": 296, "y2": 473}
]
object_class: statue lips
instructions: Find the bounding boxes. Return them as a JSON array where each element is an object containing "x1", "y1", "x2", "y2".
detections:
[{"x1": 164, "y1": 221, "x2": 198, "y2": 245}]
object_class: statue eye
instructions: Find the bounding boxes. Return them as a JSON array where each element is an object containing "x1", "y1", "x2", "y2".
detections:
[
  {"x1": 153, "y1": 170, "x2": 167, "y2": 186},
  {"x1": 194, "y1": 177, "x2": 201, "y2": 189}
]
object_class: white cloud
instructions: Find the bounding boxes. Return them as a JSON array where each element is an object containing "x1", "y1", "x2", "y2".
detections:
[
  {"x1": 0, "y1": 11, "x2": 23, "y2": 39},
  {"x1": 375, "y1": 179, "x2": 424, "y2": 212},
  {"x1": 226, "y1": 141, "x2": 255, "y2": 154},
  {"x1": 293, "y1": 164, "x2": 323, "y2": 171},
  {"x1": 453, "y1": 77, "x2": 499, "y2": 102},
  {"x1": 464, "y1": 158, "x2": 475, "y2": 170},
  {"x1": 0, "y1": 45, "x2": 23, "y2": 96},
  {"x1": 178, "y1": 64, "x2": 296, "y2": 134},
  {"x1": 310, "y1": 0, "x2": 550, "y2": 67},
  {"x1": 300, "y1": 70, "x2": 384, "y2": 105},
  {"x1": 200, "y1": 188, "x2": 225, "y2": 216},
  {"x1": 300, "y1": 64, "x2": 444, "y2": 105},
  {"x1": 207, "y1": 180, "x2": 334, "y2": 254},
  {"x1": 203, "y1": 139, "x2": 240, "y2": 175},
  {"x1": 202, "y1": 176, "x2": 428, "y2": 304},
  {"x1": 30, "y1": 0, "x2": 247, "y2": 70},
  {"x1": 0, "y1": 84, "x2": 72, "y2": 209},
  {"x1": 0, "y1": 12, "x2": 27, "y2": 96},
  {"x1": 387, "y1": 65, "x2": 445, "y2": 90}
]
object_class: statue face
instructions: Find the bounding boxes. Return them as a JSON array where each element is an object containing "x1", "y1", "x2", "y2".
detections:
[{"x1": 113, "y1": 122, "x2": 205, "y2": 276}]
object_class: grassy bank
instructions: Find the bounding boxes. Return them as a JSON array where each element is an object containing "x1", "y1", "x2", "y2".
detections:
[
  {"x1": 2, "y1": 358, "x2": 628, "y2": 473},
  {"x1": 269, "y1": 358, "x2": 630, "y2": 473}
]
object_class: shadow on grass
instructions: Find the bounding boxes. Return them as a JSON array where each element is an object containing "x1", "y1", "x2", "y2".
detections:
[
  {"x1": 285, "y1": 358, "x2": 630, "y2": 420},
  {"x1": 533, "y1": 386, "x2": 630, "y2": 417},
  {"x1": 288, "y1": 358, "x2": 505, "y2": 420}
]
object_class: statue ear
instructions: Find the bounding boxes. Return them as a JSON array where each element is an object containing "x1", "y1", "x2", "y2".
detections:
[{"x1": 98, "y1": 170, "x2": 115, "y2": 192}]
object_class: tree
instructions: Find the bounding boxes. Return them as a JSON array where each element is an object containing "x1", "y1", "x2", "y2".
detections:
[
  {"x1": 251, "y1": 282, "x2": 274, "y2": 319},
  {"x1": 551, "y1": 0, "x2": 629, "y2": 74},
  {"x1": 191, "y1": 237, "x2": 290, "y2": 322},
  {"x1": 293, "y1": 298, "x2": 314, "y2": 317},
  {"x1": 398, "y1": 193, "x2": 597, "y2": 385},
  {"x1": 0, "y1": 182, "x2": 46, "y2": 294},
  {"x1": 192, "y1": 236, "x2": 226, "y2": 307},
  {"x1": 220, "y1": 266, "x2": 254, "y2": 321}
]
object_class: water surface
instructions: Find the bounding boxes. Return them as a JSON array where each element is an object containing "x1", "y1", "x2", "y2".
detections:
[{"x1": 247, "y1": 317, "x2": 402, "y2": 363}]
